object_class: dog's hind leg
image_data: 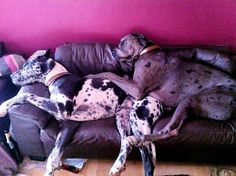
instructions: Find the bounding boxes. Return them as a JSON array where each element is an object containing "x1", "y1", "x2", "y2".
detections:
[
  {"x1": 129, "y1": 97, "x2": 163, "y2": 176},
  {"x1": 44, "y1": 121, "x2": 80, "y2": 176},
  {"x1": 109, "y1": 96, "x2": 134, "y2": 176},
  {"x1": 159, "y1": 86, "x2": 236, "y2": 137}
]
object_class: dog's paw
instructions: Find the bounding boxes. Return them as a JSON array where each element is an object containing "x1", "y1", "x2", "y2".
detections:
[
  {"x1": 109, "y1": 164, "x2": 126, "y2": 176},
  {"x1": 45, "y1": 152, "x2": 62, "y2": 176},
  {"x1": 127, "y1": 135, "x2": 153, "y2": 147},
  {"x1": 86, "y1": 74, "x2": 104, "y2": 79},
  {"x1": 109, "y1": 172, "x2": 121, "y2": 176},
  {"x1": 126, "y1": 135, "x2": 143, "y2": 146},
  {"x1": 0, "y1": 103, "x2": 8, "y2": 117},
  {"x1": 86, "y1": 73, "x2": 108, "y2": 79},
  {"x1": 85, "y1": 74, "x2": 96, "y2": 79},
  {"x1": 158, "y1": 127, "x2": 179, "y2": 137},
  {"x1": 158, "y1": 126, "x2": 172, "y2": 136},
  {"x1": 43, "y1": 170, "x2": 54, "y2": 176}
]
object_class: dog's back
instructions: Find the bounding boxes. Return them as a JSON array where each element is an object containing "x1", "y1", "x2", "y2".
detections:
[
  {"x1": 49, "y1": 75, "x2": 127, "y2": 121},
  {"x1": 150, "y1": 59, "x2": 236, "y2": 107},
  {"x1": 72, "y1": 78, "x2": 127, "y2": 121}
]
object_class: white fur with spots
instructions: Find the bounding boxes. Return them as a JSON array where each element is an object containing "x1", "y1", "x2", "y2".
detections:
[{"x1": 70, "y1": 79, "x2": 120, "y2": 121}]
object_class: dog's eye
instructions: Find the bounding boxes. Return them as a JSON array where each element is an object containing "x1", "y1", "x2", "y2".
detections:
[{"x1": 120, "y1": 40, "x2": 126, "y2": 47}]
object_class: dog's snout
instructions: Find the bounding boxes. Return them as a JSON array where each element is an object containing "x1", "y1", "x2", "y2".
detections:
[
  {"x1": 11, "y1": 70, "x2": 20, "y2": 78},
  {"x1": 10, "y1": 72, "x2": 17, "y2": 79},
  {"x1": 10, "y1": 71, "x2": 22, "y2": 83}
]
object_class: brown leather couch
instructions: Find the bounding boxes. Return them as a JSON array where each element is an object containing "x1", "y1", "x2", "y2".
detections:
[{"x1": 7, "y1": 43, "x2": 236, "y2": 163}]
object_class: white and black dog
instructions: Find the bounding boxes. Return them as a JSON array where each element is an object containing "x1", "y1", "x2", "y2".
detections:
[{"x1": 0, "y1": 51, "x2": 163, "y2": 176}]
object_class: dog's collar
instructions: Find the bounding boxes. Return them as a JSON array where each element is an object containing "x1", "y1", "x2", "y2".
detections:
[
  {"x1": 140, "y1": 45, "x2": 160, "y2": 56},
  {"x1": 45, "y1": 62, "x2": 70, "y2": 87}
]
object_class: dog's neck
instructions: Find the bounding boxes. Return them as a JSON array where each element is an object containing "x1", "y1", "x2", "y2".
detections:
[
  {"x1": 45, "y1": 62, "x2": 70, "y2": 87},
  {"x1": 140, "y1": 45, "x2": 160, "y2": 56}
]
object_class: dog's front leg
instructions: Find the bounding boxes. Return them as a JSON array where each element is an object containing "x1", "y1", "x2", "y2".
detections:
[
  {"x1": 0, "y1": 93, "x2": 63, "y2": 119},
  {"x1": 0, "y1": 98, "x2": 16, "y2": 117},
  {"x1": 0, "y1": 93, "x2": 33, "y2": 117},
  {"x1": 87, "y1": 73, "x2": 144, "y2": 99},
  {"x1": 44, "y1": 121, "x2": 80, "y2": 176}
]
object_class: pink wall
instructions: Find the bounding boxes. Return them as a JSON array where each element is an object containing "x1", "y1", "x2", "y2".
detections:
[{"x1": 1, "y1": 0, "x2": 236, "y2": 56}]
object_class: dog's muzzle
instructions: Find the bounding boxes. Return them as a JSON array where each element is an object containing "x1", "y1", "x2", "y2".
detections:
[{"x1": 10, "y1": 71, "x2": 21, "y2": 84}]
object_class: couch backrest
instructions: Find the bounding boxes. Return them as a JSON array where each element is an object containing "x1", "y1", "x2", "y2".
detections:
[{"x1": 55, "y1": 44, "x2": 236, "y2": 78}]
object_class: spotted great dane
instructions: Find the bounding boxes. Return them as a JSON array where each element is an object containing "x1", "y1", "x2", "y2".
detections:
[
  {"x1": 0, "y1": 51, "x2": 163, "y2": 176},
  {"x1": 87, "y1": 33, "x2": 236, "y2": 145}
]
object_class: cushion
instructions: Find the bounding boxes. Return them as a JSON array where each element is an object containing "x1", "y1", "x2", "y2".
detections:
[{"x1": 0, "y1": 54, "x2": 25, "y2": 77}]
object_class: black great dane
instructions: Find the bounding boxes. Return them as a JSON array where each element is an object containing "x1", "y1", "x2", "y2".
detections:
[{"x1": 0, "y1": 50, "x2": 163, "y2": 176}]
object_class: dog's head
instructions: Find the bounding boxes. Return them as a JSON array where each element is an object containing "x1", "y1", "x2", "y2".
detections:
[
  {"x1": 11, "y1": 50, "x2": 55, "y2": 86},
  {"x1": 112, "y1": 33, "x2": 155, "y2": 62}
]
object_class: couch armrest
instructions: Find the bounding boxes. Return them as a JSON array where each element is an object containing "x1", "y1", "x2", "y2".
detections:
[
  {"x1": 164, "y1": 47, "x2": 235, "y2": 76},
  {"x1": 9, "y1": 83, "x2": 51, "y2": 129},
  {"x1": 194, "y1": 48, "x2": 236, "y2": 76},
  {"x1": 8, "y1": 83, "x2": 51, "y2": 157},
  {"x1": 0, "y1": 77, "x2": 19, "y2": 103},
  {"x1": 8, "y1": 111, "x2": 47, "y2": 157}
]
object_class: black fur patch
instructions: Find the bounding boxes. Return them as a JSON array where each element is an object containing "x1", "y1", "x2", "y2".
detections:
[
  {"x1": 145, "y1": 62, "x2": 151, "y2": 68},
  {"x1": 204, "y1": 70, "x2": 212, "y2": 74},
  {"x1": 143, "y1": 100, "x2": 149, "y2": 105},
  {"x1": 194, "y1": 79, "x2": 200, "y2": 84},
  {"x1": 198, "y1": 85, "x2": 203, "y2": 89},
  {"x1": 135, "y1": 106, "x2": 149, "y2": 120},
  {"x1": 53, "y1": 76, "x2": 85, "y2": 100},
  {"x1": 105, "y1": 105, "x2": 112, "y2": 112},
  {"x1": 186, "y1": 69, "x2": 196, "y2": 74},
  {"x1": 58, "y1": 102, "x2": 65, "y2": 113},
  {"x1": 91, "y1": 78, "x2": 127, "y2": 104},
  {"x1": 65, "y1": 100, "x2": 74, "y2": 115},
  {"x1": 91, "y1": 78, "x2": 104, "y2": 89}
]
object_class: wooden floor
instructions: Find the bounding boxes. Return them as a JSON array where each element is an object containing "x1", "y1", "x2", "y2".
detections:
[{"x1": 18, "y1": 158, "x2": 236, "y2": 176}]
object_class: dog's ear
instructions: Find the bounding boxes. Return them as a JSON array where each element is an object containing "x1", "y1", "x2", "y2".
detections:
[
  {"x1": 132, "y1": 33, "x2": 145, "y2": 39},
  {"x1": 44, "y1": 49, "x2": 51, "y2": 58},
  {"x1": 131, "y1": 33, "x2": 154, "y2": 47},
  {"x1": 41, "y1": 58, "x2": 55, "y2": 74},
  {"x1": 131, "y1": 33, "x2": 147, "y2": 47}
]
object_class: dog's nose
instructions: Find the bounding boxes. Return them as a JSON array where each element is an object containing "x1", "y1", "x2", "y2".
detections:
[
  {"x1": 10, "y1": 73, "x2": 14, "y2": 79},
  {"x1": 10, "y1": 71, "x2": 19, "y2": 80}
]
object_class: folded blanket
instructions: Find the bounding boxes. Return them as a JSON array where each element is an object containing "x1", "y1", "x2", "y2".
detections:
[{"x1": 0, "y1": 54, "x2": 25, "y2": 77}]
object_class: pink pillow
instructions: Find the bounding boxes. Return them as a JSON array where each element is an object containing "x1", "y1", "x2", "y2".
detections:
[{"x1": 0, "y1": 54, "x2": 25, "y2": 77}]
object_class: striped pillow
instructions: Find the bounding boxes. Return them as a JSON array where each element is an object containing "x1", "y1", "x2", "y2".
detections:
[{"x1": 0, "y1": 54, "x2": 25, "y2": 77}]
